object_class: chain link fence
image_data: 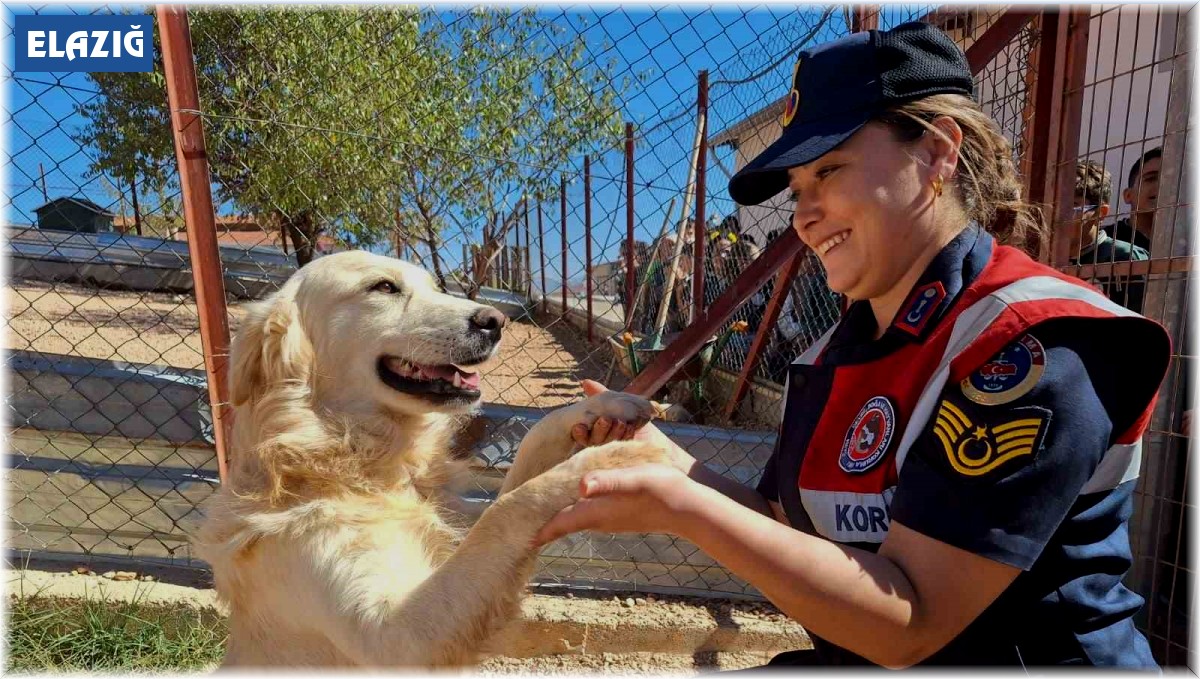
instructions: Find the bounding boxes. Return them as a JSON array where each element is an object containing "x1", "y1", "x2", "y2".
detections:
[
  {"x1": 5, "y1": 5, "x2": 215, "y2": 575},
  {"x1": 3, "y1": 3, "x2": 1192, "y2": 667}
]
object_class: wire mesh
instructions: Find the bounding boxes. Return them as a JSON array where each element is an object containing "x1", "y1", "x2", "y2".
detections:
[
  {"x1": 1052, "y1": 6, "x2": 1195, "y2": 668},
  {"x1": 5, "y1": 5, "x2": 217, "y2": 575},
  {"x1": 2, "y1": 3, "x2": 1192, "y2": 666}
]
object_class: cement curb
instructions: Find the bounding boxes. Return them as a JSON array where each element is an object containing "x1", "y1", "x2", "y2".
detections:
[{"x1": 6, "y1": 568, "x2": 811, "y2": 659}]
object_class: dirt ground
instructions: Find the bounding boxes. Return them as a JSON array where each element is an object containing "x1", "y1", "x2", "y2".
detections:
[{"x1": 5, "y1": 279, "x2": 622, "y2": 408}]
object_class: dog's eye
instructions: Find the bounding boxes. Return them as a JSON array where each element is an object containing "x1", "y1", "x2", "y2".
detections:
[{"x1": 370, "y1": 280, "x2": 401, "y2": 294}]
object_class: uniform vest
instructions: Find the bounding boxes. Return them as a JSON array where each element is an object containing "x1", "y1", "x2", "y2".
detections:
[{"x1": 771, "y1": 243, "x2": 1156, "y2": 544}]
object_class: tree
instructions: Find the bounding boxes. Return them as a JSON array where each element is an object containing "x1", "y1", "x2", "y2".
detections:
[
  {"x1": 76, "y1": 41, "x2": 175, "y2": 236},
  {"x1": 77, "y1": 7, "x2": 627, "y2": 269}
]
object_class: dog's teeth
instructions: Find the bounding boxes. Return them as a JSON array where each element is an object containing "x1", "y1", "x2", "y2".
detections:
[{"x1": 452, "y1": 372, "x2": 463, "y2": 388}]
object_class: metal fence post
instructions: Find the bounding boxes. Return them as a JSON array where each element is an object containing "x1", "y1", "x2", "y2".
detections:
[
  {"x1": 560, "y1": 174, "x2": 568, "y2": 321},
  {"x1": 158, "y1": 4, "x2": 232, "y2": 484},
  {"x1": 584, "y1": 155, "x2": 594, "y2": 343},
  {"x1": 625, "y1": 121, "x2": 636, "y2": 329},
  {"x1": 629, "y1": 229, "x2": 804, "y2": 396},
  {"x1": 692, "y1": 71, "x2": 708, "y2": 324},
  {"x1": 538, "y1": 198, "x2": 547, "y2": 314},
  {"x1": 524, "y1": 198, "x2": 533, "y2": 298},
  {"x1": 852, "y1": 5, "x2": 879, "y2": 32},
  {"x1": 1048, "y1": 7, "x2": 1091, "y2": 269}
]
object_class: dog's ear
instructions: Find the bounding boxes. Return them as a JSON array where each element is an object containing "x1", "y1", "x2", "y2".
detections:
[{"x1": 229, "y1": 296, "x2": 313, "y2": 406}]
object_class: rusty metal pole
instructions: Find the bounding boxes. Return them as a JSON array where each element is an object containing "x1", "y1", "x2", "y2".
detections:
[
  {"x1": 158, "y1": 5, "x2": 231, "y2": 484},
  {"x1": 560, "y1": 175, "x2": 568, "y2": 320},
  {"x1": 1049, "y1": 7, "x2": 1091, "y2": 270},
  {"x1": 852, "y1": 5, "x2": 879, "y2": 32},
  {"x1": 628, "y1": 229, "x2": 804, "y2": 397},
  {"x1": 693, "y1": 71, "x2": 709, "y2": 324},
  {"x1": 1019, "y1": 8, "x2": 1089, "y2": 266},
  {"x1": 625, "y1": 122, "x2": 636, "y2": 330},
  {"x1": 523, "y1": 198, "x2": 532, "y2": 297},
  {"x1": 512, "y1": 200, "x2": 521, "y2": 291},
  {"x1": 584, "y1": 156, "x2": 594, "y2": 343},
  {"x1": 537, "y1": 199, "x2": 546, "y2": 314},
  {"x1": 501, "y1": 225, "x2": 510, "y2": 291},
  {"x1": 724, "y1": 253, "x2": 804, "y2": 421}
]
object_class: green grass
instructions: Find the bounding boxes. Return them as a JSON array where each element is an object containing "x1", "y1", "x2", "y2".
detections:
[{"x1": 6, "y1": 592, "x2": 227, "y2": 673}]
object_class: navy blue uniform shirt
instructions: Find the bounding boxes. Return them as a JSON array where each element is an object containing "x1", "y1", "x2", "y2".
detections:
[{"x1": 760, "y1": 227, "x2": 1168, "y2": 668}]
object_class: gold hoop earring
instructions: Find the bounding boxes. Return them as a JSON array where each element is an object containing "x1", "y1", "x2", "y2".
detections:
[{"x1": 932, "y1": 175, "x2": 944, "y2": 198}]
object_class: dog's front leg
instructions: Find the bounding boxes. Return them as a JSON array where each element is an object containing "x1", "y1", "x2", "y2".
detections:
[
  {"x1": 498, "y1": 390, "x2": 656, "y2": 496},
  {"x1": 324, "y1": 440, "x2": 672, "y2": 668}
]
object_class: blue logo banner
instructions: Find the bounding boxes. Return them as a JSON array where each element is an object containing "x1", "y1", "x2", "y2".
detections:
[{"x1": 15, "y1": 14, "x2": 154, "y2": 72}]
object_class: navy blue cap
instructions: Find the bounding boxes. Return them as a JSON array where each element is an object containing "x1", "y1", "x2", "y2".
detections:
[{"x1": 729, "y1": 21, "x2": 976, "y2": 206}]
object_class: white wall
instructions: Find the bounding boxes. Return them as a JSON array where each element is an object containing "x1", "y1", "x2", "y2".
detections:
[{"x1": 1077, "y1": 5, "x2": 1175, "y2": 221}]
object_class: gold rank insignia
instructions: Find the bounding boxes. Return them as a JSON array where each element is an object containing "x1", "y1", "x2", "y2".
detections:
[{"x1": 932, "y1": 399, "x2": 1050, "y2": 477}]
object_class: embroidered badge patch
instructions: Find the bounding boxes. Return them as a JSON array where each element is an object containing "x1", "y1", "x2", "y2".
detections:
[
  {"x1": 839, "y1": 396, "x2": 896, "y2": 473},
  {"x1": 893, "y1": 281, "x2": 947, "y2": 337},
  {"x1": 961, "y1": 333, "x2": 1046, "y2": 405},
  {"x1": 933, "y1": 399, "x2": 1050, "y2": 478}
]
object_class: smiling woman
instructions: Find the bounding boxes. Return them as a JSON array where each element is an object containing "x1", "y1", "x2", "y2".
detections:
[{"x1": 538, "y1": 21, "x2": 1173, "y2": 670}]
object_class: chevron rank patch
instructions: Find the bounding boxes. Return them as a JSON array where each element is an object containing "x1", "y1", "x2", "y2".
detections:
[{"x1": 931, "y1": 398, "x2": 1052, "y2": 479}]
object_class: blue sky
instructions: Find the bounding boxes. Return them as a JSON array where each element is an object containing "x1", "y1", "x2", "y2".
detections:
[{"x1": 3, "y1": 5, "x2": 931, "y2": 285}]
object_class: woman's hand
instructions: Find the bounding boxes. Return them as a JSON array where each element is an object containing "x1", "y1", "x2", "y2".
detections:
[
  {"x1": 532, "y1": 463, "x2": 700, "y2": 547},
  {"x1": 570, "y1": 379, "x2": 646, "y2": 445}
]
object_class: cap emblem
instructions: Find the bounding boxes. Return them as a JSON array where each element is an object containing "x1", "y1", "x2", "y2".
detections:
[{"x1": 781, "y1": 58, "x2": 802, "y2": 127}]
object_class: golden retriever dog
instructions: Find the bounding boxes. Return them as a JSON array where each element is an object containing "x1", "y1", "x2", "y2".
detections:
[{"x1": 193, "y1": 250, "x2": 668, "y2": 668}]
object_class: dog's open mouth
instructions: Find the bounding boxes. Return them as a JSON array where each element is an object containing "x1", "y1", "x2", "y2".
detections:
[{"x1": 377, "y1": 356, "x2": 482, "y2": 400}]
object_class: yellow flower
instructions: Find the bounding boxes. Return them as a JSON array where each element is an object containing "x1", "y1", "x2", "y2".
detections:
[
  {"x1": 731, "y1": 321, "x2": 749, "y2": 333},
  {"x1": 622, "y1": 331, "x2": 636, "y2": 346},
  {"x1": 727, "y1": 233, "x2": 738, "y2": 244}
]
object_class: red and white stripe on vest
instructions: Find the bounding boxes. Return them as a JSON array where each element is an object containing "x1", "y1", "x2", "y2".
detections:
[{"x1": 783, "y1": 244, "x2": 1156, "y2": 544}]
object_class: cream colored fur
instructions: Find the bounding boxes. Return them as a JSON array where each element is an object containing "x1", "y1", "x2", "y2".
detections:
[{"x1": 192, "y1": 250, "x2": 665, "y2": 668}]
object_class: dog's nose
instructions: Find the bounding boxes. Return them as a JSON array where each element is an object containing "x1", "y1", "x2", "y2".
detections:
[{"x1": 470, "y1": 307, "x2": 507, "y2": 338}]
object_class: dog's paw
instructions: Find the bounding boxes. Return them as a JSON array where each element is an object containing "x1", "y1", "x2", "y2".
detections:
[{"x1": 564, "y1": 391, "x2": 657, "y2": 435}]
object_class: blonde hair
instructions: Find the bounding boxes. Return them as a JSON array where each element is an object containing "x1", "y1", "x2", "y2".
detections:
[{"x1": 878, "y1": 94, "x2": 1048, "y2": 259}]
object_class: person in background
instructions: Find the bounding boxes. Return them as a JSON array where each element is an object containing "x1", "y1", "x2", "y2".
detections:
[
  {"x1": 1106, "y1": 146, "x2": 1161, "y2": 253},
  {"x1": 1067, "y1": 159, "x2": 1149, "y2": 313}
]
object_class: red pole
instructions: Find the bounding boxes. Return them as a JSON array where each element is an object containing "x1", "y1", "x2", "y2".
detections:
[
  {"x1": 724, "y1": 252, "x2": 804, "y2": 421},
  {"x1": 158, "y1": 5, "x2": 231, "y2": 484},
  {"x1": 1050, "y1": 8, "x2": 1091, "y2": 269},
  {"x1": 560, "y1": 175, "x2": 568, "y2": 321},
  {"x1": 513, "y1": 200, "x2": 521, "y2": 291},
  {"x1": 693, "y1": 70, "x2": 709, "y2": 324},
  {"x1": 523, "y1": 198, "x2": 532, "y2": 296},
  {"x1": 537, "y1": 198, "x2": 546, "y2": 314},
  {"x1": 502, "y1": 224, "x2": 510, "y2": 290},
  {"x1": 628, "y1": 229, "x2": 804, "y2": 397},
  {"x1": 852, "y1": 5, "x2": 879, "y2": 32},
  {"x1": 625, "y1": 121, "x2": 636, "y2": 330},
  {"x1": 584, "y1": 155, "x2": 594, "y2": 343}
]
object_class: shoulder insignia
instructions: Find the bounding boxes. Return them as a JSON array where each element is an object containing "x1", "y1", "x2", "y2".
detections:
[
  {"x1": 894, "y1": 281, "x2": 947, "y2": 337},
  {"x1": 932, "y1": 399, "x2": 1051, "y2": 478},
  {"x1": 961, "y1": 333, "x2": 1046, "y2": 405}
]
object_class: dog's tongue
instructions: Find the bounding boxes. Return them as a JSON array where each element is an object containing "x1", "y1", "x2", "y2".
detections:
[
  {"x1": 459, "y1": 371, "x2": 481, "y2": 390},
  {"x1": 417, "y1": 364, "x2": 481, "y2": 389}
]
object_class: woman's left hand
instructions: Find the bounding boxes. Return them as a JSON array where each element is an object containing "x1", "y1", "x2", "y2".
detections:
[{"x1": 533, "y1": 463, "x2": 699, "y2": 546}]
